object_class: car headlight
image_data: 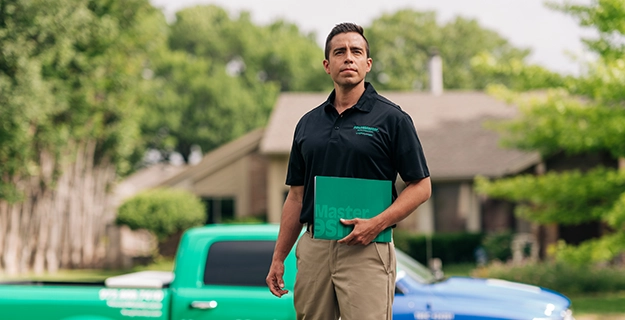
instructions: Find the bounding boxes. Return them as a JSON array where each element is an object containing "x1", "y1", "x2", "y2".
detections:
[
  {"x1": 531, "y1": 308, "x2": 575, "y2": 320},
  {"x1": 562, "y1": 308, "x2": 575, "y2": 320}
]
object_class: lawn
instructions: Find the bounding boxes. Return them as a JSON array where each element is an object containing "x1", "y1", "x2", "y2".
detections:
[{"x1": 570, "y1": 292, "x2": 625, "y2": 314}]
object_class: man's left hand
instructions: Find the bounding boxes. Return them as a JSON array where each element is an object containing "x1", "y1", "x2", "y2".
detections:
[{"x1": 338, "y1": 218, "x2": 382, "y2": 246}]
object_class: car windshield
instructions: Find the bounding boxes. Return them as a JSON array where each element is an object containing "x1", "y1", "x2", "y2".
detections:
[{"x1": 395, "y1": 249, "x2": 436, "y2": 284}]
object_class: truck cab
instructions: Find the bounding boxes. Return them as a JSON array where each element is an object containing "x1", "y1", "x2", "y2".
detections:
[{"x1": 169, "y1": 224, "x2": 297, "y2": 320}]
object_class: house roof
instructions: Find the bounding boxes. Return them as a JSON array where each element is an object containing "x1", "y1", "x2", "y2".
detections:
[
  {"x1": 260, "y1": 91, "x2": 540, "y2": 180},
  {"x1": 159, "y1": 127, "x2": 265, "y2": 186},
  {"x1": 113, "y1": 163, "x2": 186, "y2": 205}
]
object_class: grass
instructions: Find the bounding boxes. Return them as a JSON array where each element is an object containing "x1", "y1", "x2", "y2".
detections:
[
  {"x1": 570, "y1": 292, "x2": 625, "y2": 314},
  {"x1": 0, "y1": 257, "x2": 175, "y2": 282}
]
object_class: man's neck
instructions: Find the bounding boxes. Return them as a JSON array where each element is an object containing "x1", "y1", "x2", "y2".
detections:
[{"x1": 333, "y1": 82, "x2": 366, "y2": 114}]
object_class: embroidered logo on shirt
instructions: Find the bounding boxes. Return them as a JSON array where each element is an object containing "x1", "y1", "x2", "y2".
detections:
[{"x1": 353, "y1": 125, "x2": 379, "y2": 137}]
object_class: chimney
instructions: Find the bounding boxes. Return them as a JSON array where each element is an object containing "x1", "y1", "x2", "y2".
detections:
[{"x1": 428, "y1": 50, "x2": 443, "y2": 96}]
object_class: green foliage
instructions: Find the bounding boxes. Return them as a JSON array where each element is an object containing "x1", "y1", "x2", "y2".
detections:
[
  {"x1": 473, "y1": 262, "x2": 625, "y2": 296},
  {"x1": 366, "y1": 10, "x2": 529, "y2": 90},
  {"x1": 481, "y1": 231, "x2": 513, "y2": 261},
  {"x1": 141, "y1": 48, "x2": 279, "y2": 161},
  {"x1": 116, "y1": 188, "x2": 206, "y2": 241},
  {"x1": 471, "y1": 53, "x2": 570, "y2": 91},
  {"x1": 548, "y1": 0, "x2": 625, "y2": 60},
  {"x1": 476, "y1": 168, "x2": 625, "y2": 225},
  {"x1": 169, "y1": 5, "x2": 328, "y2": 92},
  {"x1": 140, "y1": 5, "x2": 329, "y2": 162},
  {"x1": 484, "y1": 85, "x2": 625, "y2": 158},
  {"x1": 0, "y1": 0, "x2": 167, "y2": 192},
  {"x1": 394, "y1": 230, "x2": 483, "y2": 265},
  {"x1": 552, "y1": 233, "x2": 625, "y2": 266},
  {"x1": 475, "y1": 1, "x2": 625, "y2": 266}
]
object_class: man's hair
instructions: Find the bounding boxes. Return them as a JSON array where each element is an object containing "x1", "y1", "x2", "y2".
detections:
[{"x1": 324, "y1": 22, "x2": 369, "y2": 60}]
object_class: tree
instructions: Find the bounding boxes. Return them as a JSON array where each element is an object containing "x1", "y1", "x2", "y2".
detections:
[
  {"x1": 140, "y1": 5, "x2": 330, "y2": 162},
  {"x1": 0, "y1": 0, "x2": 166, "y2": 274},
  {"x1": 475, "y1": 0, "x2": 625, "y2": 266},
  {"x1": 139, "y1": 48, "x2": 279, "y2": 163},
  {"x1": 365, "y1": 10, "x2": 530, "y2": 91}
]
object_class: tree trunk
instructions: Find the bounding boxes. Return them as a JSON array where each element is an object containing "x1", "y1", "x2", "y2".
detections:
[
  {"x1": 4, "y1": 196, "x2": 22, "y2": 275},
  {"x1": 0, "y1": 139, "x2": 117, "y2": 275},
  {"x1": 0, "y1": 200, "x2": 7, "y2": 273}
]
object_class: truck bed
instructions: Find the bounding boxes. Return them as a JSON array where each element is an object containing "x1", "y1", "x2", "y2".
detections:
[{"x1": 0, "y1": 273, "x2": 172, "y2": 320}]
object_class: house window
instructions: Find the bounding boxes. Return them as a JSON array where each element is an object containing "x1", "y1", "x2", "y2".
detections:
[
  {"x1": 202, "y1": 197, "x2": 235, "y2": 224},
  {"x1": 432, "y1": 183, "x2": 463, "y2": 233}
]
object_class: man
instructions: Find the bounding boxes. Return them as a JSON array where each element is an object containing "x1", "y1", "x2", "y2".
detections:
[{"x1": 266, "y1": 22, "x2": 431, "y2": 320}]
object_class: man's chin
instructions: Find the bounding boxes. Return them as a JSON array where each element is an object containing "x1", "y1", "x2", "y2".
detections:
[{"x1": 335, "y1": 78, "x2": 364, "y2": 88}]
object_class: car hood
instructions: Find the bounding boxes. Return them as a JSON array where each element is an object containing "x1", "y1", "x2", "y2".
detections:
[{"x1": 431, "y1": 276, "x2": 571, "y2": 316}]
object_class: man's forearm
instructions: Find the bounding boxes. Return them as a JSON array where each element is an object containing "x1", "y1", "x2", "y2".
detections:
[
  {"x1": 373, "y1": 177, "x2": 432, "y2": 230},
  {"x1": 272, "y1": 187, "x2": 304, "y2": 263}
]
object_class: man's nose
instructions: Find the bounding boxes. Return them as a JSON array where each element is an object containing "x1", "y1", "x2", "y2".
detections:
[{"x1": 344, "y1": 50, "x2": 354, "y2": 63}]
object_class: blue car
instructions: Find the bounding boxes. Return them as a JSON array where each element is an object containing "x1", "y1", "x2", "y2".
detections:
[{"x1": 393, "y1": 249, "x2": 575, "y2": 320}]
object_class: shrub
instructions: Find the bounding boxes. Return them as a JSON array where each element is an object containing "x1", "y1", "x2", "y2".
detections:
[
  {"x1": 117, "y1": 188, "x2": 206, "y2": 241},
  {"x1": 472, "y1": 261, "x2": 625, "y2": 296},
  {"x1": 394, "y1": 230, "x2": 484, "y2": 265},
  {"x1": 482, "y1": 231, "x2": 514, "y2": 262}
]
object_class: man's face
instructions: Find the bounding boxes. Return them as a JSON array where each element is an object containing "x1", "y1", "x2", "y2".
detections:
[{"x1": 323, "y1": 32, "x2": 372, "y2": 88}]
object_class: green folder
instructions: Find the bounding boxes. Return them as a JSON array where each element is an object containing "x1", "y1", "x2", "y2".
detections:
[{"x1": 313, "y1": 176, "x2": 392, "y2": 242}]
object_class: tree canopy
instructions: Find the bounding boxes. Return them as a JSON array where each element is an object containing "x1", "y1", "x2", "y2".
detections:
[
  {"x1": 475, "y1": 0, "x2": 625, "y2": 266},
  {"x1": 0, "y1": 0, "x2": 165, "y2": 190},
  {"x1": 366, "y1": 10, "x2": 530, "y2": 91},
  {"x1": 139, "y1": 5, "x2": 330, "y2": 162}
]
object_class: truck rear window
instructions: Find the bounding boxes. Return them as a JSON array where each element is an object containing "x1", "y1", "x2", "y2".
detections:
[{"x1": 204, "y1": 240, "x2": 275, "y2": 287}]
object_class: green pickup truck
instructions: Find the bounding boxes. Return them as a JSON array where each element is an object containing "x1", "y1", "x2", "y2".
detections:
[{"x1": 0, "y1": 224, "x2": 298, "y2": 320}]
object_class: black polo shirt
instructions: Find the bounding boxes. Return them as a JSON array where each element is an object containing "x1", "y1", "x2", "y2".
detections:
[{"x1": 286, "y1": 82, "x2": 430, "y2": 224}]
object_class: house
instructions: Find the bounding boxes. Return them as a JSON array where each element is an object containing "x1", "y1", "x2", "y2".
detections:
[{"x1": 157, "y1": 128, "x2": 268, "y2": 223}]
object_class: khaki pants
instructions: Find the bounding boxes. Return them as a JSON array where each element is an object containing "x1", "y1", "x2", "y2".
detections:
[{"x1": 294, "y1": 231, "x2": 396, "y2": 320}]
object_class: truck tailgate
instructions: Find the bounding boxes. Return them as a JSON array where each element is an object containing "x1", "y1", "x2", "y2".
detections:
[{"x1": 0, "y1": 284, "x2": 170, "y2": 320}]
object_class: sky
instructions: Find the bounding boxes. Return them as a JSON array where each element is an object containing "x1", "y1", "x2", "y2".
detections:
[{"x1": 150, "y1": 0, "x2": 595, "y2": 75}]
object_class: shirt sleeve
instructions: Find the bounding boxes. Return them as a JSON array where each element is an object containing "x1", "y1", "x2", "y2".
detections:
[
  {"x1": 393, "y1": 114, "x2": 430, "y2": 182},
  {"x1": 285, "y1": 122, "x2": 305, "y2": 186}
]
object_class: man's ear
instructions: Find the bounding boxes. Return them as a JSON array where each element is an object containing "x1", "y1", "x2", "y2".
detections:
[{"x1": 323, "y1": 59, "x2": 331, "y2": 74}]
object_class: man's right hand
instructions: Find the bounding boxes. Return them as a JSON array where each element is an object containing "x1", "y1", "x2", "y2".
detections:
[{"x1": 266, "y1": 261, "x2": 289, "y2": 297}]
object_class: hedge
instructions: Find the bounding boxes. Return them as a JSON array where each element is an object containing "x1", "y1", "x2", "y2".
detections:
[
  {"x1": 116, "y1": 188, "x2": 206, "y2": 241},
  {"x1": 394, "y1": 230, "x2": 484, "y2": 265},
  {"x1": 473, "y1": 262, "x2": 625, "y2": 295}
]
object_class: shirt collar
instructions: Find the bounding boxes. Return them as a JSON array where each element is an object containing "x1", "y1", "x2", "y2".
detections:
[{"x1": 323, "y1": 82, "x2": 377, "y2": 113}]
